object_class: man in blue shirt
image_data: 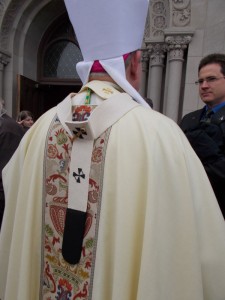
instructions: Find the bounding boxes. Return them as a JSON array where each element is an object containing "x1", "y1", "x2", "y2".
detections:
[{"x1": 180, "y1": 53, "x2": 225, "y2": 218}]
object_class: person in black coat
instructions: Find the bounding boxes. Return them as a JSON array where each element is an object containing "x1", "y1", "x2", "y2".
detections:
[
  {"x1": 180, "y1": 53, "x2": 225, "y2": 218},
  {"x1": 0, "y1": 98, "x2": 24, "y2": 229}
]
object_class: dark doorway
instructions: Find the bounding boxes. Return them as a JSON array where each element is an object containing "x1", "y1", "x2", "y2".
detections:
[
  {"x1": 17, "y1": 75, "x2": 81, "y2": 121},
  {"x1": 36, "y1": 83, "x2": 81, "y2": 116}
]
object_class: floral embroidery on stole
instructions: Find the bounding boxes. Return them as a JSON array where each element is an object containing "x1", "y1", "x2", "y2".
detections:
[{"x1": 41, "y1": 106, "x2": 111, "y2": 300}]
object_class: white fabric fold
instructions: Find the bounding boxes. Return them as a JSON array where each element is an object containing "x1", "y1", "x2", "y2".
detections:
[{"x1": 76, "y1": 61, "x2": 93, "y2": 85}]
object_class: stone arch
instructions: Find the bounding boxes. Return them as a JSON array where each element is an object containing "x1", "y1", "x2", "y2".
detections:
[{"x1": 0, "y1": 0, "x2": 68, "y2": 115}]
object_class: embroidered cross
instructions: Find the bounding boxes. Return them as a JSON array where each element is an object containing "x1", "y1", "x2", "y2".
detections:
[
  {"x1": 73, "y1": 168, "x2": 85, "y2": 183},
  {"x1": 73, "y1": 127, "x2": 87, "y2": 139}
]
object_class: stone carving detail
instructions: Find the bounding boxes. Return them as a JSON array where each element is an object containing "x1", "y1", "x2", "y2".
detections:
[
  {"x1": 144, "y1": 9, "x2": 150, "y2": 38},
  {"x1": 141, "y1": 49, "x2": 150, "y2": 63},
  {"x1": 141, "y1": 49, "x2": 149, "y2": 72},
  {"x1": 0, "y1": 51, "x2": 11, "y2": 70},
  {"x1": 172, "y1": 0, "x2": 191, "y2": 27},
  {"x1": 150, "y1": 0, "x2": 169, "y2": 37},
  {"x1": 166, "y1": 34, "x2": 192, "y2": 46},
  {"x1": 148, "y1": 43, "x2": 167, "y2": 66},
  {"x1": 148, "y1": 0, "x2": 191, "y2": 39},
  {"x1": 173, "y1": 0, "x2": 190, "y2": 10},
  {"x1": 165, "y1": 35, "x2": 192, "y2": 59}
]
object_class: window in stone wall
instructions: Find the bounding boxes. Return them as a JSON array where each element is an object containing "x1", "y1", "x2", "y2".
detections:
[
  {"x1": 43, "y1": 40, "x2": 83, "y2": 79},
  {"x1": 38, "y1": 14, "x2": 83, "y2": 83}
]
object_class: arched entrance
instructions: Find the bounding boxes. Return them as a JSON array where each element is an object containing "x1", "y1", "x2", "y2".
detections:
[{"x1": 17, "y1": 12, "x2": 83, "y2": 121}]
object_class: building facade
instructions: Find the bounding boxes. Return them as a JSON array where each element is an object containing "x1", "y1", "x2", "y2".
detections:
[{"x1": 1, "y1": 0, "x2": 225, "y2": 122}]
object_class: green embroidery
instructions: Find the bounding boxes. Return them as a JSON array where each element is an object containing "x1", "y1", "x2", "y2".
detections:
[{"x1": 85, "y1": 88, "x2": 92, "y2": 105}]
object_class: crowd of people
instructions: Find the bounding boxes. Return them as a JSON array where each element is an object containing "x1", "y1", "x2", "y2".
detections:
[{"x1": 0, "y1": 0, "x2": 225, "y2": 299}]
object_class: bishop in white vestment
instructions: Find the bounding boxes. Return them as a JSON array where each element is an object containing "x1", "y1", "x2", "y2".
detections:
[{"x1": 1, "y1": 0, "x2": 225, "y2": 299}]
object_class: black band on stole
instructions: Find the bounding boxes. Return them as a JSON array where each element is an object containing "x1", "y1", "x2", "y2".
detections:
[{"x1": 62, "y1": 208, "x2": 86, "y2": 265}]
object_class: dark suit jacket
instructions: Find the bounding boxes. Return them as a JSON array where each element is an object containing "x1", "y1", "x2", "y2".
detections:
[
  {"x1": 180, "y1": 106, "x2": 225, "y2": 132},
  {"x1": 0, "y1": 113, "x2": 24, "y2": 229},
  {"x1": 180, "y1": 106, "x2": 225, "y2": 218}
]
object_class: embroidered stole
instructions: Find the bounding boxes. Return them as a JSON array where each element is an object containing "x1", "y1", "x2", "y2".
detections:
[{"x1": 41, "y1": 91, "x2": 138, "y2": 299}]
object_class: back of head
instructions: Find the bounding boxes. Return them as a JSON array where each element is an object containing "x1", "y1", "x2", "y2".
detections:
[{"x1": 198, "y1": 53, "x2": 225, "y2": 75}]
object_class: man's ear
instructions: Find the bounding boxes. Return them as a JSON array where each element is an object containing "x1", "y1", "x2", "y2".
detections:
[
  {"x1": 130, "y1": 51, "x2": 141, "y2": 76},
  {"x1": 126, "y1": 50, "x2": 142, "y2": 90}
]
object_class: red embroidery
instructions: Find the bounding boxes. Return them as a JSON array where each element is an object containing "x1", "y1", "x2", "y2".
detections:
[{"x1": 42, "y1": 110, "x2": 110, "y2": 299}]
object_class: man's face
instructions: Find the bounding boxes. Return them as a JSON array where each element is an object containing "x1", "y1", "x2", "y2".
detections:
[{"x1": 198, "y1": 63, "x2": 225, "y2": 107}]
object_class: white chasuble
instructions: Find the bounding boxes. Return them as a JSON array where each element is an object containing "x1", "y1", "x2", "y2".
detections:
[{"x1": 1, "y1": 81, "x2": 225, "y2": 300}]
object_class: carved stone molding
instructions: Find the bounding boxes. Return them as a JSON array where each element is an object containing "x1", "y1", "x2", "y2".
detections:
[
  {"x1": 149, "y1": 0, "x2": 169, "y2": 38},
  {"x1": 141, "y1": 49, "x2": 149, "y2": 72},
  {"x1": 147, "y1": 43, "x2": 167, "y2": 66},
  {"x1": 172, "y1": 0, "x2": 190, "y2": 10},
  {"x1": 144, "y1": 9, "x2": 150, "y2": 38},
  {"x1": 172, "y1": 0, "x2": 191, "y2": 27},
  {"x1": 141, "y1": 49, "x2": 150, "y2": 62},
  {"x1": 0, "y1": 49, "x2": 11, "y2": 65},
  {"x1": 148, "y1": 0, "x2": 191, "y2": 40},
  {"x1": 165, "y1": 34, "x2": 192, "y2": 60},
  {"x1": 0, "y1": 49, "x2": 11, "y2": 72},
  {"x1": 166, "y1": 34, "x2": 192, "y2": 45}
]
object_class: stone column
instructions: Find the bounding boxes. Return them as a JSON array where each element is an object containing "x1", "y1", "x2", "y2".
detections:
[
  {"x1": 164, "y1": 34, "x2": 192, "y2": 121},
  {"x1": 0, "y1": 50, "x2": 11, "y2": 99},
  {"x1": 147, "y1": 43, "x2": 166, "y2": 111}
]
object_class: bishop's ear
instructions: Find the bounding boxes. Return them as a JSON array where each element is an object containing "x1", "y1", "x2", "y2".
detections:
[{"x1": 126, "y1": 50, "x2": 142, "y2": 91}]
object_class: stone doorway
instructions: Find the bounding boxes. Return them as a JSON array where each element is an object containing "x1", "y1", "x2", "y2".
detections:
[{"x1": 17, "y1": 75, "x2": 81, "y2": 121}]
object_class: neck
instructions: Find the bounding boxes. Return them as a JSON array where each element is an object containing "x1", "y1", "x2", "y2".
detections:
[{"x1": 89, "y1": 73, "x2": 115, "y2": 83}]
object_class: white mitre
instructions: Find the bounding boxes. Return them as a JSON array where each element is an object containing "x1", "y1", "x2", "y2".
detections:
[{"x1": 64, "y1": 0, "x2": 149, "y2": 107}]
